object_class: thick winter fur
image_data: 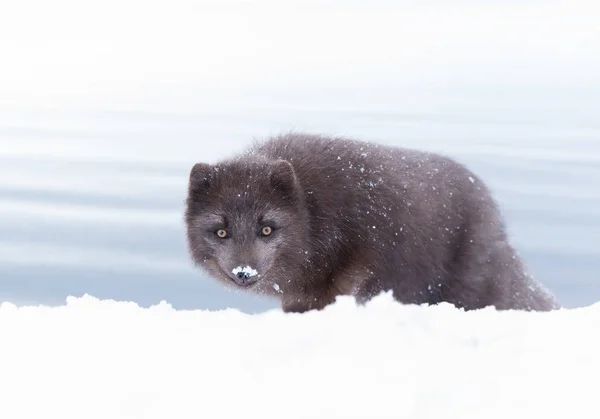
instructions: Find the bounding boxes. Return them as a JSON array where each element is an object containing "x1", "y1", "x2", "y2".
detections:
[{"x1": 185, "y1": 133, "x2": 560, "y2": 313}]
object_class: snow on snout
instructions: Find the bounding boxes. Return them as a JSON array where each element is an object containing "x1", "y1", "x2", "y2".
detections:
[{"x1": 232, "y1": 266, "x2": 258, "y2": 277}]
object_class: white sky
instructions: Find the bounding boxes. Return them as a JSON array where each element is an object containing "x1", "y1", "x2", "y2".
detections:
[{"x1": 0, "y1": 0, "x2": 598, "y2": 109}]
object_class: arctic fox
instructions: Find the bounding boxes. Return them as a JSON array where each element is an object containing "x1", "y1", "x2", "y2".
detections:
[{"x1": 185, "y1": 133, "x2": 559, "y2": 313}]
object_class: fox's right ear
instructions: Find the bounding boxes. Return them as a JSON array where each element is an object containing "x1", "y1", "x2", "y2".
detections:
[{"x1": 189, "y1": 163, "x2": 213, "y2": 193}]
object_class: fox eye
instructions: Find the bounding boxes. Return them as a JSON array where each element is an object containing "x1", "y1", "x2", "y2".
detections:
[
  {"x1": 261, "y1": 226, "x2": 273, "y2": 236},
  {"x1": 216, "y1": 229, "x2": 228, "y2": 238}
]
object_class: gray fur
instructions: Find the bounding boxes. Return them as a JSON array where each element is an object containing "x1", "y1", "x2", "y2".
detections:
[{"x1": 185, "y1": 132, "x2": 560, "y2": 313}]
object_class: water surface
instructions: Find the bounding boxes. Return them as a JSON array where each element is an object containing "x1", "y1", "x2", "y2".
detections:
[{"x1": 0, "y1": 104, "x2": 598, "y2": 312}]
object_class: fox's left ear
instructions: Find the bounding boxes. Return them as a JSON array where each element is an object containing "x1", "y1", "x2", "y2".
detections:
[{"x1": 270, "y1": 160, "x2": 297, "y2": 195}]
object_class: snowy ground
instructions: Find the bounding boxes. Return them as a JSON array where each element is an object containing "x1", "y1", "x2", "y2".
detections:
[{"x1": 0, "y1": 293, "x2": 598, "y2": 418}]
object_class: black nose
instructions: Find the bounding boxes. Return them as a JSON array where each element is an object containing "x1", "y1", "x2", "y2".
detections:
[
  {"x1": 236, "y1": 271, "x2": 250, "y2": 280},
  {"x1": 231, "y1": 269, "x2": 258, "y2": 287}
]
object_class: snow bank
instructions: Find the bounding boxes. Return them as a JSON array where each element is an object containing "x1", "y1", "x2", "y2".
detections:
[{"x1": 0, "y1": 293, "x2": 598, "y2": 419}]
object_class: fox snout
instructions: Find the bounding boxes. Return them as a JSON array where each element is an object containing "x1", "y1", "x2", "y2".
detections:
[{"x1": 230, "y1": 265, "x2": 259, "y2": 287}]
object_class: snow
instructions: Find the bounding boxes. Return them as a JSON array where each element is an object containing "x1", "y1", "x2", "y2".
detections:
[
  {"x1": 0, "y1": 292, "x2": 598, "y2": 419},
  {"x1": 232, "y1": 265, "x2": 259, "y2": 278}
]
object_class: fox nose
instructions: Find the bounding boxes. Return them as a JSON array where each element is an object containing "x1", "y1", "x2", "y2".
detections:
[
  {"x1": 236, "y1": 271, "x2": 250, "y2": 280},
  {"x1": 231, "y1": 265, "x2": 259, "y2": 287}
]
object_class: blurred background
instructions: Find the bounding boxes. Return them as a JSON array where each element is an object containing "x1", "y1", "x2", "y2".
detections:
[{"x1": 0, "y1": 0, "x2": 598, "y2": 312}]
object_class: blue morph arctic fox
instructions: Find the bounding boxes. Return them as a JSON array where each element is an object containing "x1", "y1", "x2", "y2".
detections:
[{"x1": 185, "y1": 133, "x2": 559, "y2": 313}]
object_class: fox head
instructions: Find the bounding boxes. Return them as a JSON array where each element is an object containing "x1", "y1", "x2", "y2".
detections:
[{"x1": 185, "y1": 157, "x2": 311, "y2": 297}]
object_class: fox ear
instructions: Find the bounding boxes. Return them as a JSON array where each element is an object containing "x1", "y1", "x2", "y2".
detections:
[
  {"x1": 189, "y1": 163, "x2": 213, "y2": 194},
  {"x1": 270, "y1": 160, "x2": 297, "y2": 195}
]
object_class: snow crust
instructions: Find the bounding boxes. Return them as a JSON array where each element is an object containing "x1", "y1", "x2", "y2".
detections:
[{"x1": 0, "y1": 292, "x2": 598, "y2": 419}]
